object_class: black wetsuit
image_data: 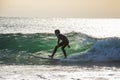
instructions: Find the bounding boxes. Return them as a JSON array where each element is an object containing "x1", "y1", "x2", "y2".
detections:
[
  {"x1": 57, "y1": 34, "x2": 69, "y2": 47},
  {"x1": 51, "y1": 34, "x2": 69, "y2": 58}
]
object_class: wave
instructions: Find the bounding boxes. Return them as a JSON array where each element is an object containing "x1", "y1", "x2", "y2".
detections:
[
  {"x1": 70, "y1": 37, "x2": 120, "y2": 62},
  {"x1": 0, "y1": 32, "x2": 94, "y2": 64},
  {"x1": 0, "y1": 32, "x2": 120, "y2": 64}
]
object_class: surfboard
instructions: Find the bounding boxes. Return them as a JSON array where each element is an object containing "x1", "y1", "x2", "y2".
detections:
[{"x1": 30, "y1": 54, "x2": 60, "y2": 61}]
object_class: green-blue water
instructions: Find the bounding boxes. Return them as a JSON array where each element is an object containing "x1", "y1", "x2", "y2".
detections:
[{"x1": 0, "y1": 32, "x2": 94, "y2": 64}]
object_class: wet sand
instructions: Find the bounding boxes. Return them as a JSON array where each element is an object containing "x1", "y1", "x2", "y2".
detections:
[{"x1": 0, "y1": 65, "x2": 120, "y2": 80}]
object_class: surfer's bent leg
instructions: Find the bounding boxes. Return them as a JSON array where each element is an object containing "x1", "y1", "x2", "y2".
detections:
[{"x1": 61, "y1": 45, "x2": 67, "y2": 58}]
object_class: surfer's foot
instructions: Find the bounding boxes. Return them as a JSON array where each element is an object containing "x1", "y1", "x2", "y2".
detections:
[{"x1": 48, "y1": 55, "x2": 53, "y2": 59}]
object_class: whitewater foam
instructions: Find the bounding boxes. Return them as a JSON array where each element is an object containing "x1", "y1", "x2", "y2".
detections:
[{"x1": 70, "y1": 37, "x2": 120, "y2": 62}]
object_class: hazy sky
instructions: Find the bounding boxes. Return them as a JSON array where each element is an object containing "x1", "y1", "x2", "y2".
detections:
[{"x1": 0, "y1": 0, "x2": 120, "y2": 17}]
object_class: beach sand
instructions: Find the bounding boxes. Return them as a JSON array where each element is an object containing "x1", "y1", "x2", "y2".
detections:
[{"x1": 0, "y1": 65, "x2": 120, "y2": 80}]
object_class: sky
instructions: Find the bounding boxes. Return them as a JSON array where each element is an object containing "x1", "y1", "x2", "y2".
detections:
[{"x1": 0, "y1": 0, "x2": 120, "y2": 17}]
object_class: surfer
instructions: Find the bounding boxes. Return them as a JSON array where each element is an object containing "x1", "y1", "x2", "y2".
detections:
[{"x1": 49, "y1": 29, "x2": 70, "y2": 59}]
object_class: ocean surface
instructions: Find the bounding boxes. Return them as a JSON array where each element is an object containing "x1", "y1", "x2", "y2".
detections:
[{"x1": 0, "y1": 17, "x2": 120, "y2": 65}]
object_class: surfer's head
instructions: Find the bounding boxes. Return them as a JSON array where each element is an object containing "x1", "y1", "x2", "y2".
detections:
[{"x1": 55, "y1": 29, "x2": 60, "y2": 36}]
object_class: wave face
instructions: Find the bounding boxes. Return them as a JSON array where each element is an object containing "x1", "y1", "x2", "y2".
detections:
[
  {"x1": 70, "y1": 37, "x2": 120, "y2": 62},
  {"x1": 0, "y1": 33, "x2": 94, "y2": 64}
]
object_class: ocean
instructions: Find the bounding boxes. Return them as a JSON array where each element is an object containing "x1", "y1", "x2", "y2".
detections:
[{"x1": 0, "y1": 17, "x2": 120, "y2": 65}]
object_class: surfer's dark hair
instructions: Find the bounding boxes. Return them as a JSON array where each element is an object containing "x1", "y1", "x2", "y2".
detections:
[{"x1": 55, "y1": 29, "x2": 60, "y2": 34}]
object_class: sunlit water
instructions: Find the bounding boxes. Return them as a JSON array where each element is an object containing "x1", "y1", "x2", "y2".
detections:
[
  {"x1": 0, "y1": 17, "x2": 120, "y2": 65},
  {"x1": 0, "y1": 17, "x2": 120, "y2": 38}
]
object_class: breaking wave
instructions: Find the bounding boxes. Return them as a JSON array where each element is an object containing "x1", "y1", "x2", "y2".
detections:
[
  {"x1": 70, "y1": 37, "x2": 120, "y2": 62},
  {"x1": 0, "y1": 32, "x2": 120, "y2": 64}
]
